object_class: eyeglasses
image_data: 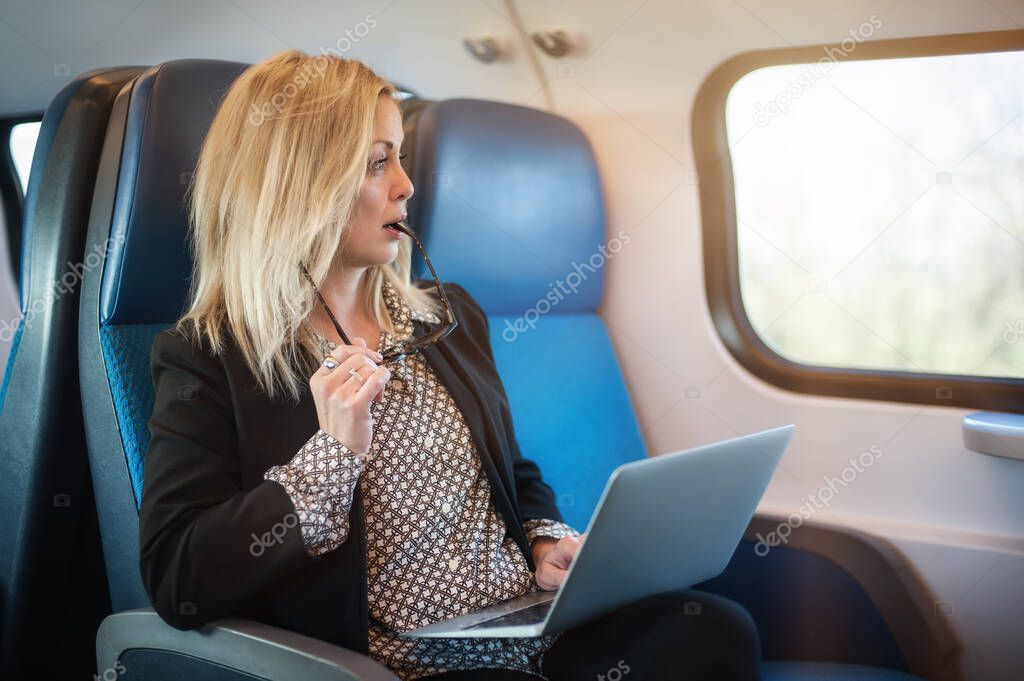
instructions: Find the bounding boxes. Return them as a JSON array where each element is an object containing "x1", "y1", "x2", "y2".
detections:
[{"x1": 301, "y1": 221, "x2": 458, "y2": 364}]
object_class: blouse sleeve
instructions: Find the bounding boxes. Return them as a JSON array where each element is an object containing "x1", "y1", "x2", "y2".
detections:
[
  {"x1": 264, "y1": 429, "x2": 367, "y2": 557},
  {"x1": 523, "y1": 517, "x2": 581, "y2": 545}
]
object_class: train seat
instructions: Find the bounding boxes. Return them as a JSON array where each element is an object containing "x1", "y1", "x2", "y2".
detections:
[
  {"x1": 405, "y1": 97, "x2": 942, "y2": 681},
  {"x1": 0, "y1": 66, "x2": 143, "y2": 681},
  {"x1": 78, "y1": 59, "x2": 399, "y2": 681}
]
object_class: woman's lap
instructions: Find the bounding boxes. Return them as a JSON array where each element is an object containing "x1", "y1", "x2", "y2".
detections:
[{"x1": 417, "y1": 589, "x2": 762, "y2": 681}]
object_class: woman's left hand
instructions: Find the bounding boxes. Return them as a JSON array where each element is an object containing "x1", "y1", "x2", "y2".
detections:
[{"x1": 532, "y1": 533, "x2": 587, "y2": 590}]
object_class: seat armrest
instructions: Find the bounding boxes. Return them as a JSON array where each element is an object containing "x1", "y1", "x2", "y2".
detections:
[
  {"x1": 745, "y1": 514, "x2": 962, "y2": 681},
  {"x1": 96, "y1": 608, "x2": 400, "y2": 681}
]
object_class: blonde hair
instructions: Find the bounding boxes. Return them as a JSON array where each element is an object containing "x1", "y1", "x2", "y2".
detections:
[{"x1": 178, "y1": 49, "x2": 442, "y2": 402}]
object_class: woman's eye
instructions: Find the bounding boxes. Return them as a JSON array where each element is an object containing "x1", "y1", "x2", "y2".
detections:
[{"x1": 368, "y1": 151, "x2": 406, "y2": 173}]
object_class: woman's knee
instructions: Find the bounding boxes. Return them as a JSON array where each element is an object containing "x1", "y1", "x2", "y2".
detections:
[
  {"x1": 655, "y1": 589, "x2": 762, "y2": 657},
  {"x1": 543, "y1": 589, "x2": 762, "y2": 681},
  {"x1": 615, "y1": 588, "x2": 762, "y2": 679}
]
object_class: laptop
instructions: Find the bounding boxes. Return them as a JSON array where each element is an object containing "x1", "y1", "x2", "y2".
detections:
[{"x1": 400, "y1": 424, "x2": 795, "y2": 638}]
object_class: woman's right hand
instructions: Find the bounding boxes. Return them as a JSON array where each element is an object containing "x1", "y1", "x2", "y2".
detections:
[{"x1": 308, "y1": 337, "x2": 391, "y2": 456}]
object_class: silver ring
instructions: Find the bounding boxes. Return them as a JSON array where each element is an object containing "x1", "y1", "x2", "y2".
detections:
[
  {"x1": 348, "y1": 367, "x2": 365, "y2": 383},
  {"x1": 322, "y1": 356, "x2": 338, "y2": 371}
]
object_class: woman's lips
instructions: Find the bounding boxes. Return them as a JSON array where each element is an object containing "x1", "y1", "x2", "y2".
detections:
[{"x1": 383, "y1": 224, "x2": 403, "y2": 239}]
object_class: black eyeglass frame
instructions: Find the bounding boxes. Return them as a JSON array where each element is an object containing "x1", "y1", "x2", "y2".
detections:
[{"x1": 301, "y1": 221, "x2": 458, "y2": 364}]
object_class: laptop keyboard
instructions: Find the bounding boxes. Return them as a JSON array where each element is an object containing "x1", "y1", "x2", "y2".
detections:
[{"x1": 463, "y1": 598, "x2": 554, "y2": 630}]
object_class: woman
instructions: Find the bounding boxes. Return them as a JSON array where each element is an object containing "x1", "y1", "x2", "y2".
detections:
[{"x1": 138, "y1": 49, "x2": 762, "y2": 680}]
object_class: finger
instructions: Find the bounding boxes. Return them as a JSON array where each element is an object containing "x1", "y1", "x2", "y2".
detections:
[
  {"x1": 341, "y1": 370, "x2": 370, "y2": 395},
  {"x1": 330, "y1": 365, "x2": 383, "y2": 410},
  {"x1": 355, "y1": 366, "x2": 391, "y2": 403},
  {"x1": 340, "y1": 352, "x2": 378, "y2": 373},
  {"x1": 338, "y1": 352, "x2": 389, "y2": 402},
  {"x1": 337, "y1": 358, "x2": 382, "y2": 395},
  {"x1": 340, "y1": 367, "x2": 386, "y2": 408},
  {"x1": 352, "y1": 336, "x2": 384, "y2": 362},
  {"x1": 315, "y1": 340, "x2": 382, "y2": 379},
  {"x1": 369, "y1": 363, "x2": 387, "y2": 402},
  {"x1": 336, "y1": 340, "x2": 383, "y2": 364},
  {"x1": 551, "y1": 538, "x2": 581, "y2": 568},
  {"x1": 539, "y1": 564, "x2": 569, "y2": 590},
  {"x1": 325, "y1": 354, "x2": 378, "y2": 393}
]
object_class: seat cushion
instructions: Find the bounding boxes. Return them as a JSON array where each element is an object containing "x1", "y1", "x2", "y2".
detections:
[
  {"x1": 100, "y1": 323, "x2": 169, "y2": 507},
  {"x1": 763, "y1": 661, "x2": 924, "y2": 681}
]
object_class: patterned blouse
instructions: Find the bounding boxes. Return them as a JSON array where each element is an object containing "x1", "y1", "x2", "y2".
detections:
[{"x1": 263, "y1": 278, "x2": 580, "y2": 680}]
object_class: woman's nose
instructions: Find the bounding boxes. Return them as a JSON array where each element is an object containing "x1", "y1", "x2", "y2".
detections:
[{"x1": 394, "y1": 165, "x2": 414, "y2": 202}]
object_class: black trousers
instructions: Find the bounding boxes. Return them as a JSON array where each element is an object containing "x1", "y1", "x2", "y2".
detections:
[{"x1": 418, "y1": 589, "x2": 762, "y2": 681}]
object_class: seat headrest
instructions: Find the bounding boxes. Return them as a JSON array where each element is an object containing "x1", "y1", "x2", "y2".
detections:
[
  {"x1": 407, "y1": 98, "x2": 607, "y2": 316},
  {"x1": 20, "y1": 67, "x2": 132, "y2": 312},
  {"x1": 100, "y1": 59, "x2": 249, "y2": 326}
]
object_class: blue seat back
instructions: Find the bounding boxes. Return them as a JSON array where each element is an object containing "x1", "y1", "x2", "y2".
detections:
[
  {"x1": 79, "y1": 60, "x2": 249, "y2": 611},
  {"x1": 407, "y1": 98, "x2": 646, "y2": 530}
]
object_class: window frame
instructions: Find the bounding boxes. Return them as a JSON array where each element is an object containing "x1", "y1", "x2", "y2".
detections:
[
  {"x1": 1, "y1": 114, "x2": 44, "y2": 291},
  {"x1": 693, "y1": 29, "x2": 1024, "y2": 413}
]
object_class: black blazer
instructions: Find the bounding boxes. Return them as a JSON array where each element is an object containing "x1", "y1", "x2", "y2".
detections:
[{"x1": 138, "y1": 281, "x2": 564, "y2": 654}]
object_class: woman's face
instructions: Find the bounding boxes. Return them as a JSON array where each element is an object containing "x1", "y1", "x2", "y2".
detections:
[{"x1": 338, "y1": 95, "x2": 414, "y2": 268}]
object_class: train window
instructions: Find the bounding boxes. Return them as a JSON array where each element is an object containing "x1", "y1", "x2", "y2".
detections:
[
  {"x1": 9, "y1": 121, "x2": 41, "y2": 194},
  {"x1": 695, "y1": 32, "x2": 1024, "y2": 410},
  {"x1": 727, "y1": 50, "x2": 1023, "y2": 378}
]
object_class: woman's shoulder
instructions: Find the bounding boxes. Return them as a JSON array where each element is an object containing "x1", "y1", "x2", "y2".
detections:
[
  {"x1": 151, "y1": 318, "x2": 235, "y2": 376},
  {"x1": 434, "y1": 281, "x2": 498, "y2": 359},
  {"x1": 437, "y1": 280, "x2": 483, "y2": 319},
  {"x1": 407, "y1": 278, "x2": 479, "y2": 323},
  {"x1": 148, "y1": 319, "x2": 243, "y2": 413}
]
